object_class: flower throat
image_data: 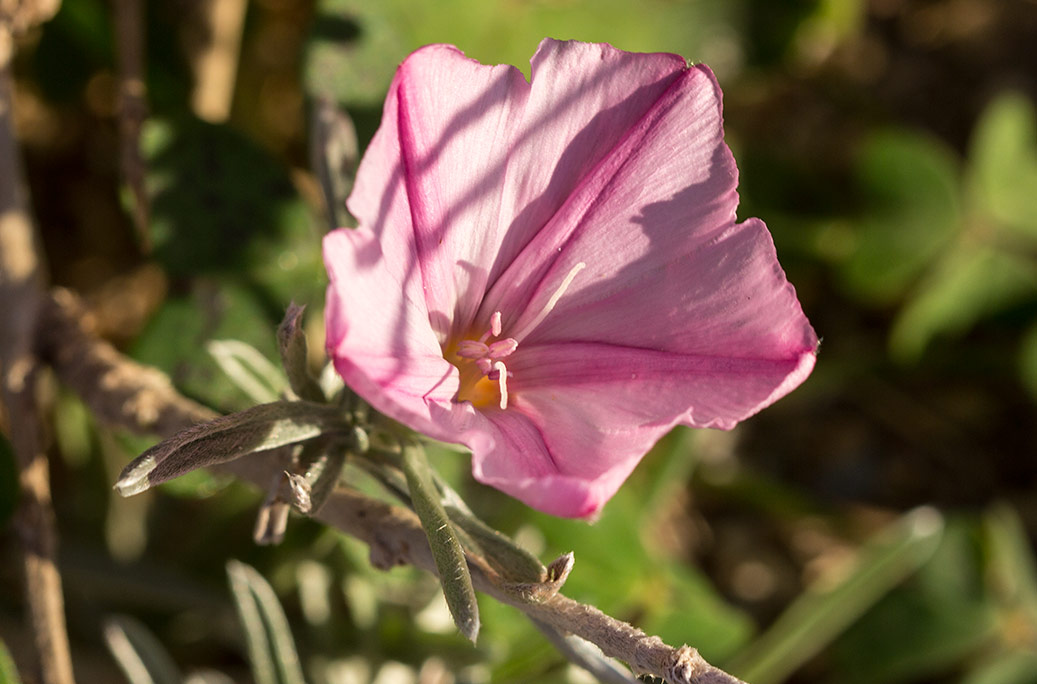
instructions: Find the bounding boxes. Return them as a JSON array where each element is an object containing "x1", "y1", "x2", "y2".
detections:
[{"x1": 448, "y1": 262, "x2": 586, "y2": 410}]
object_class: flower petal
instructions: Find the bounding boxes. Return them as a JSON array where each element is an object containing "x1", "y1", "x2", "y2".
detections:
[
  {"x1": 324, "y1": 228, "x2": 476, "y2": 440},
  {"x1": 467, "y1": 409, "x2": 616, "y2": 518},
  {"x1": 530, "y1": 217, "x2": 818, "y2": 358},
  {"x1": 482, "y1": 59, "x2": 739, "y2": 337},
  {"x1": 346, "y1": 44, "x2": 529, "y2": 340},
  {"x1": 487, "y1": 40, "x2": 690, "y2": 288},
  {"x1": 469, "y1": 340, "x2": 816, "y2": 518}
]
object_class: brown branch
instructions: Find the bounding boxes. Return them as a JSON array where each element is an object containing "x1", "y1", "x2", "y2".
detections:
[
  {"x1": 190, "y1": 0, "x2": 247, "y2": 123},
  {"x1": 0, "y1": 5, "x2": 74, "y2": 682},
  {"x1": 35, "y1": 288, "x2": 748, "y2": 684},
  {"x1": 37, "y1": 289, "x2": 217, "y2": 434}
]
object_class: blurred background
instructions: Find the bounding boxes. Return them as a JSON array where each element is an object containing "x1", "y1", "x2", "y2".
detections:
[{"x1": 2, "y1": 0, "x2": 1037, "y2": 682}]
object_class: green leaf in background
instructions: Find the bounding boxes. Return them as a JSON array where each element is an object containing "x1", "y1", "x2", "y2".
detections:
[
  {"x1": 527, "y1": 479, "x2": 753, "y2": 662},
  {"x1": 842, "y1": 130, "x2": 961, "y2": 305},
  {"x1": 830, "y1": 518, "x2": 999, "y2": 684},
  {"x1": 104, "y1": 615, "x2": 184, "y2": 684},
  {"x1": 142, "y1": 117, "x2": 324, "y2": 306},
  {"x1": 207, "y1": 339, "x2": 288, "y2": 405},
  {"x1": 227, "y1": 560, "x2": 307, "y2": 684},
  {"x1": 132, "y1": 279, "x2": 280, "y2": 412},
  {"x1": 890, "y1": 244, "x2": 1037, "y2": 362},
  {"x1": 985, "y1": 504, "x2": 1037, "y2": 631},
  {"x1": 31, "y1": 0, "x2": 113, "y2": 103},
  {"x1": 304, "y1": 0, "x2": 738, "y2": 107},
  {"x1": 726, "y1": 506, "x2": 945, "y2": 684},
  {"x1": 0, "y1": 639, "x2": 22, "y2": 684},
  {"x1": 967, "y1": 92, "x2": 1037, "y2": 243},
  {"x1": 962, "y1": 651, "x2": 1037, "y2": 684}
]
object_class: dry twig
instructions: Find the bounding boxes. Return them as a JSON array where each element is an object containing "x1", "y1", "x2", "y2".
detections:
[{"x1": 1, "y1": 4, "x2": 74, "y2": 682}]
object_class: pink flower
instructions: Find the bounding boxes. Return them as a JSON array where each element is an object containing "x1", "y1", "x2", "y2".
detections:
[{"x1": 324, "y1": 39, "x2": 817, "y2": 518}]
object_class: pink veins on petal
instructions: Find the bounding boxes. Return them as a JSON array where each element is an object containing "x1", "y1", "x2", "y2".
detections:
[{"x1": 323, "y1": 39, "x2": 819, "y2": 518}]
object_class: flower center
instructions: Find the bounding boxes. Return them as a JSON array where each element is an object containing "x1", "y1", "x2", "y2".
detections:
[
  {"x1": 446, "y1": 261, "x2": 586, "y2": 411},
  {"x1": 453, "y1": 311, "x2": 517, "y2": 410}
]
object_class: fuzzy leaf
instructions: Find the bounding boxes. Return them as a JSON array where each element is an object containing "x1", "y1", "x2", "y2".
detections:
[
  {"x1": 400, "y1": 443, "x2": 480, "y2": 642},
  {"x1": 116, "y1": 401, "x2": 351, "y2": 496}
]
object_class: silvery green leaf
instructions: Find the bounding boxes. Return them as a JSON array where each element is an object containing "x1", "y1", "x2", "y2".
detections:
[
  {"x1": 207, "y1": 339, "x2": 287, "y2": 404},
  {"x1": 116, "y1": 401, "x2": 351, "y2": 496},
  {"x1": 400, "y1": 442, "x2": 479, "y2": 642},
  {"x1": 226, "y1": 560, "x2": 306, "y2": 684},
  {"x1": 104, "y1": 615, "x2": 183, "y2": 684},
  {"x1": 277, "y1": 304, "x2": 324, "y2": 402}
]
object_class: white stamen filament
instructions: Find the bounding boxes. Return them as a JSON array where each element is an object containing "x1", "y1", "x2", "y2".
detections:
[
  {"x1": 493, "y1": 361, "x2": 509, "y2": 409},
  {"x1": 509, "y1": 261, "x2": 587, "y2": 341}
]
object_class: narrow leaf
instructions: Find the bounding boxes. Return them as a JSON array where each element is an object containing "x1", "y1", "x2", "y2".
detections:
[
  {"x1": 447, "y1": 509, "x2": 547, "y2": 586},
  {"x1": 400, "y1": 442, "x2": 480, "y2": 642},
  {"x1": 728, "y1": 506, "x2": 945, "y2": 684},
  {"x1": 116, "y1": 401, "x2": 351, "y2": 496},
  {"x1": 104, "y1": 615, "x2": 183, "y2": 684},
  {"x1": 207, "y1": 339, "x2": 286, "y2": 404},
  {"x1": 226, "y1": 560, "x2": 306, "y2": 684},
  {"x1": 435, "y1": 474, "x2": 545, "y2": 585},
  {"x1": 277, "y1": 303, "x2": 325, "y2": 402}
]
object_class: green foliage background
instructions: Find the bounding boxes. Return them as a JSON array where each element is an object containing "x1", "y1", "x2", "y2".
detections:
[{"x1": 2, "y1": 1, "x2": 1036, "y2": 683}]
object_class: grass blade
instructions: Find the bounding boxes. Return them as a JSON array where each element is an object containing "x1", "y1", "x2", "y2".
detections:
[
  {"x1": 226, "y1": 560, "x2": 306, "y2": 684},
  {"x1": 103, "y1": 615, "x2": 183, "y2": 684},
  {"x1": 727, "y1": 506, "x2": 945, "y2": 684}
]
